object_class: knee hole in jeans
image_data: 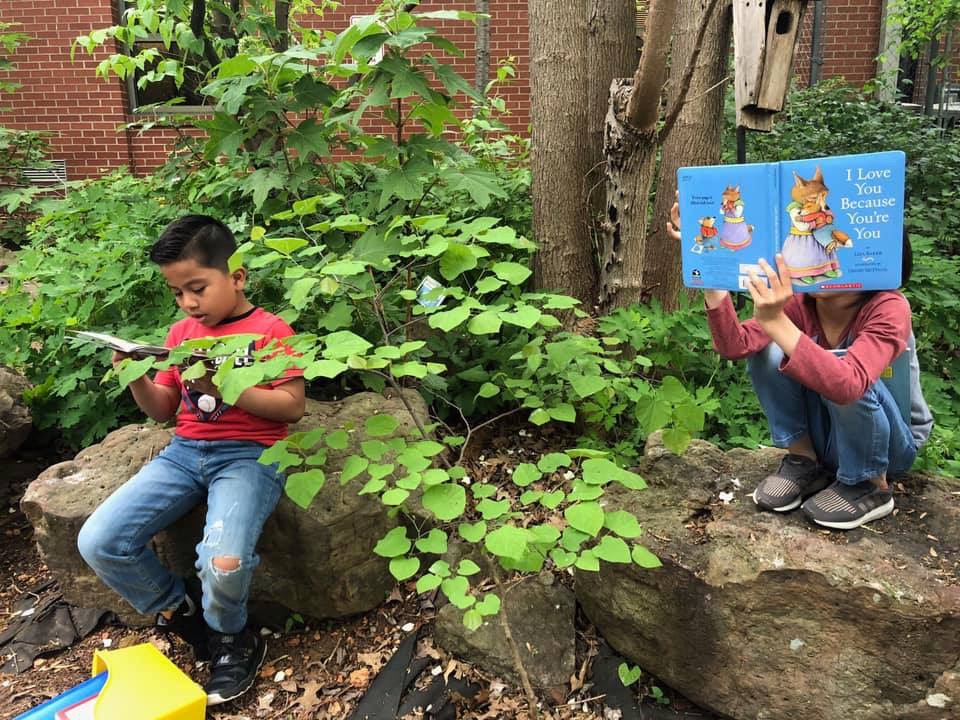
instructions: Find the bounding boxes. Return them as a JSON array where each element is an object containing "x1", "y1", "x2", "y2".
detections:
[{"x1": 212, "y1": 556, "x2": 241, "y2": 573}]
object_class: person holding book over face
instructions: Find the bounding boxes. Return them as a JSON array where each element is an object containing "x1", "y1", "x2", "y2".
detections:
[
  {"x1": 668, "y1": 203, "x2": 932, "y2": 530},
  {"x1": 77, "y1": 215, "x2": 305, "y2": 705}
]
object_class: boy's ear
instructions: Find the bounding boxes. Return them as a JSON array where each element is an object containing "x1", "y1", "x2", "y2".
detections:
[{"x1": 231, "y1": 267, "x2": 247, "y2": 289}]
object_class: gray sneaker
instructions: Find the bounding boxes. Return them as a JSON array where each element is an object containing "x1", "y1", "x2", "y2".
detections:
[
  {"x1": 752, "y1": 454, "x2": 830, "y2": 512},
  {"x1": 801, "y1": 479, "x2": 894, "y2": 530}
]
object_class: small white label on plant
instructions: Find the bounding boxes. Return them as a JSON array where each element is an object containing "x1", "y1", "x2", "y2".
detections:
[{"x1": 401, "y1": 622, "x2": 415, "y2": 632}]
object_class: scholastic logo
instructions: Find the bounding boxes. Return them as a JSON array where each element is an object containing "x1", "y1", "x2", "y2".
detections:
[{"x1": 820, "y1": 282, "x2": 862, "y2": 290}]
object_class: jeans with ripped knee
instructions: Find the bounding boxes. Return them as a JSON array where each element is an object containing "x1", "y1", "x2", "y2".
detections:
[{"x1": 78, "y1": 436, "x2": 284, "y2": 634}]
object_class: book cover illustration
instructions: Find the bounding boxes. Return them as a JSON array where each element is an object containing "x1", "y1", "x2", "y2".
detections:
[{"x1": 678, "y1": 151, "x2": 905, "y2": 292}]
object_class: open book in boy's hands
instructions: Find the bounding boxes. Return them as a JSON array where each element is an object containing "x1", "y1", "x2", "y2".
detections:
[{"x1": 67, "y1": 330, "x2": 170, "y2": 358}]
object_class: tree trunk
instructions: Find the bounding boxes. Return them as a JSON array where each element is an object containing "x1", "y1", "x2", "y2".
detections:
[
  {"x1": 646, "y1": 0, "x2": 732, "y2": 309},
  {"x1": 586, "y1": 0, "x2": 637, "y2": 214},
  {"x1": 528, "y1": 1, "x2": 597, "y2": 306},
  {"x1": 475, "y1": 0, "x2": 490, "y2": 98}
]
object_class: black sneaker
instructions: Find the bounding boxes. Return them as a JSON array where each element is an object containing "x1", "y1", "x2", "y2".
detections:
[
  {"x1": 156, "y1": 576, "x2": 209, "y2": 660},
  {"x1": 801, "y1": 479, "x2": 894, "y2": 530},
  {"x1": 752, "y1": 454, "x2": 830, "y2": 512},
  {"x1": 205, "y1": 628, "x2": 267, "y2": 706}
]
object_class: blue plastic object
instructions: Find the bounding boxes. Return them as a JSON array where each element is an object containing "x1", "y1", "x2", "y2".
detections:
[{"x1": 13, "y1": 672, "x2": 107, "y2": 720}]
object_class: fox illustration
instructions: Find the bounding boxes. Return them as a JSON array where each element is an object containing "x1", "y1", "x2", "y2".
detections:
[
  {"x1": 718, "y1": 185, "x2": 754, "y2": 251},
  {"x1": 691, "y1": 216, "x2": 718, "y2": 253},
  {"x1": 781, "y1": 167, "x2": 852, "y2": 285}
]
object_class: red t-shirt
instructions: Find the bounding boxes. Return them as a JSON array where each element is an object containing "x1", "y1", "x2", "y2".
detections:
[{"x1": 154, "y1": 307, "x2": 303, "y2": 445}]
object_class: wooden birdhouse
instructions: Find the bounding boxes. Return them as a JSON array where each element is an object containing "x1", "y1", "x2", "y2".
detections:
[{"x1": 733, "y1": 0, "x2": 809, "y2": 131}]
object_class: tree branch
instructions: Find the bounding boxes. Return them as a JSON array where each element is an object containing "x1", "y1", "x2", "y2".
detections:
[
  {"x1": 657, "y1": 0, "x2": 724, "y2": 143},
  {"x1": 625, "y1": 0, "x2": 679, "y2": 132},
  {"x1": 274, "y1": 0, "x2": 290, "y2": 52},
  {"x1": 190, "y1": 0, "x2": 223, "y2": 69}
]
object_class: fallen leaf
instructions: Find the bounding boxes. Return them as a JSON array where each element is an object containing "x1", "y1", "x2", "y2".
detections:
[
  {"x1": 280, "y1": 680, "x2": 298, "y2": 693},
  {"x1": 293, "y1": 680, "x2": 323, "y2": 714},
  {"x1": 349, "y1": 667, "x2": 370, "y2": 688}
]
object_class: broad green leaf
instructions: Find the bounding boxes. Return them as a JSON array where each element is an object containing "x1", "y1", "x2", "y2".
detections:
[
  {"x1": 440, "y1": 576, "x2": 470, "y2": 604},
  {"x1": 117, "y1": 357, "x2": 155, "y2": 388},
  {"x1": 475, "y1": 593, "x2": 501, "y2": 616},
  {"x1": 618, "y1": 663, "x2": 642, "y2": 686},
  {"x1": 429, "y1": 560, "x2": 452, "y2": 578},
  {"x1": 265, "y1": 237, "x2": 309, "y2": 255},
  {"x1": 499, "y1": 304, "x2": 541, "y2": 328},
  {"x1": 429, "y1": 305, "x2": 470, "y2": 331},
  {"x1": 422, "y1": 468, "x2": 449, "y2": 486},
  {"x1": 463, "y1": 609, "x2": 483, "y2": 631},
  {"x1": 373, "y1": 527, "x2": 411, "y2": 558},
  {"x1": 520, "y1": 490, "x2": 543, "y2": 505},
  {"x1": 632, "y1": 544, "x2": 663, "y2": 568},
  {"x1": 565, "y1": 502, "x2": 604, "y2": 536},
  {"x1": 440, "y1": 243, "x2": 478, "y2": 280},
  {"x1": 415, "y1": 528, "x2": 448, "y2": 554},
  {"x1": 416, "y1": 573, "x2": 442, "y2": 593},
  {"x1": 604, "y1": 510, "x2": 643, "y2": 538},
  {"x1": 284, "y1": 469, "x2": 326, "y2": 509},
  {"x1": 288, "y1": 277, "x2": 317, "y2": 309},
  {"x1": 362, "y1": 440, "x2": 389, "y2": 460},
  {"x1": 389, "y1": 556, "x2": 420, "y2": 581},
  {"x1": 458, "y1": 520, "x2": 487, "y2": 543},
  {"x1": 529, "y1": 408, "x2": 550, "y2": 425},
  {"x1": 358, "y1": 477, "x2": 386, "y2": 495},
  {"x1": 569, "y1": 373, "x2": 608, "y2": 399},
  {"x1": 305, "y1": 359, "x2": 348, "y2": 379},
  {"x1": 547, "y1": 404, "x2": 576, "y2": 423},
  {"x1": 381, "y1": 488, "x2": 409, "y2": 506},
  {"x1": 323, "y1": 331, "x2": 372, "y2": 359},
  {"x1": 537, "y1": 453, "x2": 572, "y2": 473},
  {"x1": 582, "y1": 458, "x2": 646, "y2": 490},
  {"x1": 662, "y1": 428, "x2": 692, "y2": 456},
  {"x1": 341, "y1": 455, "x2": 369, "y2": 483},
  {"x1": 560, "y1": 527, "x2": 589, "y2": 552},
  {"x1": 467, "y1": 310, "x2": 502, "y2": 335},
  {"x1": 540, "y1": 490, "x2": 566, "y2": 509},
  {"x1": 594, "y1": 535, "x2": 632, "y2": 564},
  {"x1": 368, "y1": 463, "x2": 395, "y2": 480},
  {"x1": 457, "y1": 559, "x2": 481, "y2": 576},
  {"x1": 484, "y1": 525, "x2": 528, "y2": 559},
  {"x1": 475, "y1": 277, "x2": 505, "y2": 294},
  {"x1": 575, "y1": 549, "x2": 600, "y2": 572},
  {"x1": 366, "y1": 414, "x2": 400, "y2": 437},
  {"x1": 320, "y1": 259, "x2": 366, "y2": 276},
  {"x1": 477, "y1": 498, "x2": 510, "y2": 520},
  {"x1": 422, "y1": 483, "x2": 466, "y2": 521},
  {"x1": 491, "y1": 261, "x2": 532, "y2": 285},
  {"x1": 471, "y1": 484, "x2": 497, "y2": 499},
  {"x1": 325, "y1": 429, "x2": 349, "y2": 450},
  {"x1": 476, "y1": 382, "x2": 500, "y2": 399},
  {"x1": 511, "y1": 463, "x2": 541, "y2": 488}
]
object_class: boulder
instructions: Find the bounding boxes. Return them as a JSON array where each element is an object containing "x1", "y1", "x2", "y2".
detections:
[
  {"x1": 0, "y1": 366, "x2": 32, "y2": 459},
  {"x1": 576, "y1": 432, "x2": 960, "y2": 720},
  {"x1": 21, "y1": 392, "x2": 429, "y2": 625},
  {"x1": 434, "y1": 572, "x2": 576, "y2": 690}
]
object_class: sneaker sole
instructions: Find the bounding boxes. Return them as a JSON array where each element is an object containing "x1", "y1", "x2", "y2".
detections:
[
  {"x1": 808, "y1": 498, "x2": 895, "y2": 530},
  {"x1": 205, "y1": 636, "x2": 268, "y2": 706},
  {"x1": 751, "y1": 489, "x2": 802, "y2": 513}
]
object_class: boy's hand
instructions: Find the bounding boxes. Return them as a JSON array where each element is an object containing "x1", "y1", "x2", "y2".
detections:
[
  {"x1": 666, "y1": 201, "x2": 681, "y2": 241},
  {"x1": 111, "y1": 350, "x2": 133, "y2": 367},
  {"x1": 747, "y1": 255, "x2": 793, "y2": 323}
]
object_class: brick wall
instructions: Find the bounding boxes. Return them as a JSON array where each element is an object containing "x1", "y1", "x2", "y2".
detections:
[{"x1": 3, "y1": 0, "x2": 890, "y2": 182}]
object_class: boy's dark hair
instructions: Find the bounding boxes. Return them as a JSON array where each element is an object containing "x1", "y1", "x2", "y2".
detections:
[
  {"x1": 901, "y1": 228, "x2": 913, "y2": 288},
  {"x1": 150, "y1": 215, "x2": 236, "y2": 271}
]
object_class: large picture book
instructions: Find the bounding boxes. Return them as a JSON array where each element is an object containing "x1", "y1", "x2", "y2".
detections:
[{"x1": 677, "y1": 151, "x2": 905, "y2": 292}]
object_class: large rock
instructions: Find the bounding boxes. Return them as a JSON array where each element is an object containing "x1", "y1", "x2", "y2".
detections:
[
  {"x1": 434, "y1": 572, "x2": 576, "y2": 689},
  {"x1": 21, "y1": 392, "x2": 429, "y2": 624},
  {"x1": 0, "y1": 367, "x2": 32, "y2": 459},
  {"x1": 576, "y1": 432, "x2": 960, "y2": 720}
]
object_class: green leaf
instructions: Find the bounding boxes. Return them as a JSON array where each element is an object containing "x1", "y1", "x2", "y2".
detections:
[
  {"x1": 429, "y1": 560, "x2": 452, "y2": 578},
  {"x1": 284, "y1": 469, "x2": 326, "y2": 509},
  {"x1": 511, "y1": 463, "x2": 541, "y2": 487},
  {"x1": 467, "y1": 310, "x2": 502, "y2": 335},
  {"x1": 361, "y1": 440, "x2": 388, "y2": 460},
  {"x1": 499, "y1": 304, "x2": 541, "y2": 329},
  {"x1": 457, "y1": 559, "x2": 481, "y2": 576},
  {"x1": 575, "y1": 549, "x2": 600, "y2": 572},
  {"x1": 373, "y1": 527, "x2": 411, "y2": 558},
  {"x1": 540, "y1": 490, "x2": 566, "y2": 509},
  {"x1": 475, "y1": 277, "x2": 505, "y2": 294},
  {"x1": 324, "y1": 331, "x2": 372, "y2": 359},
  {"x1": 565, "y1": 502, "x2": 604, "y2": 537},
  {"x1": 440, "y1": 243, "x2": 478, "y2": 280},
  {"x1": 463, "y1": 609, "x2": 483, "y2": 631},
  {"x1": 325, "y1": 429, "x2": 349, "y2": 450},
  {"x1": 321, "y1": 259, "x2": 367, "y2": 276},
  {"x1": 117, "y1": 357, "x2": 155, "y2": 388},
  {"x1": 550, "y1": 548, "x2": 577, "y2": 568},
  {"x1": 305, "y1": 359, "x2": 348, "y2": 379},
  {"x1": 341, "y1": 455, "x2": 369, "y2": 483},
  {"x1": 491, "y1": 261, "x2": 532, "y2": 285},
  {"x1": 458, "y1": 520, "x2": 487, "y2": 543},
  {"x1": 604, "y1": 510, "x2": 643, "y2": 538},
  {"x1": 440, "y1": 576, "x2": 471, "y2": 605},
  {"x1": 618, "y1": 663, "x2": 642, "y2": 687},
  {"x1": 661, "y1": 428, "x2": 692, "y2": 456},
  {"x1": 415, "y1": 528, "x2": 448, "y2": 555},
  {"x1": 359, "y1": 477, "x2": 386, "y2": 495},
  {"x1": 389, "y1": 556, "x2": 420, "y2": 581},
  {"x1": 632, "y1": 544, "x2": 663, "y2": 568},
  {"x1": 582, "y1": 458, "x2": 646, "y2": 490},
  {"x1": 476, "y1": 498, "x2": 510, "y2": 520},
  {"x1": 484, "y1": 525, "x2": 528, "y2": 559},
  {"x1": 422, "y1": 483, "x2": 467, "y2": 521},
  {"x1": 547, "y1": 404, "x2": 576, "y2": 423},
  {"x1": 422, "y1": 468, "x2": 449, "y2": 486},
  {"x1": 529, "y1": 408, "x2": 550, "y2": 425},
  {"x1": 594, "y1": 535, "x2": 632, "y2": 564},
  {"x1": 476, "y1": 382, "x2": 500, "y2": 399},
  {"x1": 569, "y1": 373, "x2": 608, "y2": 399},
  {"x1": 537, "y1": 453, "x2": 571, "y2": 473},
  {"x1": 475, "y1": 593, "x2": 501, "y2": 616},
  {"x1": 520, "y1": 490, "x2": 543, "y2": 505},
  {"x1": 368, "y1": 463, "x2": 395, "y2": 480},
  {"x1": 428, "y1": 305, "x2": 471, "y2": 331},
  {"x1": 366, "y1": 414, "x2": 400, "y2": 437},
  {"x1": 471, "y1": 484, "x2": 497, "y2": 499},
  {"x1": 381, "y1": 488, "x2": 409, "y2": 506},
  {"x1": 416, "y1": 573, "x2": 442, "y2": 593}
]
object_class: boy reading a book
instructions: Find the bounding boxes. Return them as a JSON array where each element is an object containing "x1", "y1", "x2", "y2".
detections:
[
  {"x1": 78, "y1": 215, "x2": 305, "y2": 704},
  {"x1": 668, "y1": 204, "x2": 932, "y2": 530}
]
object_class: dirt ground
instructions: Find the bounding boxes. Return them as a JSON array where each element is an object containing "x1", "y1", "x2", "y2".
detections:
[{"x1": 0, "y1": 441, "x2": 714, "y2": 720}]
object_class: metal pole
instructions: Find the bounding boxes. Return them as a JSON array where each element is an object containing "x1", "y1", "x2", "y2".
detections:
[{"x1": 809, "y1": 0, "x2": 826, "y2": 85}]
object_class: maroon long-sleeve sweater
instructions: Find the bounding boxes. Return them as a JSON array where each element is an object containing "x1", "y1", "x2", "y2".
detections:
[{"x1": 705, "y1": 291, "x2": 910, "y2": 405}]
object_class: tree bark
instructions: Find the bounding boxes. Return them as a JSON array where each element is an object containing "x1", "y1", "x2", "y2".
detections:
[
  {"x1": 528, "y1": 1, "x2": 597, "y2": 305},
  {"x1": 586, "y1": 0, "x2": 637, "y2": 213},
  {"x1": 646, "y1": 0, "x2": 732, "y2": 309},
  {"x1": 475, "y1": 0, "x2": 490, "y2": 98}
]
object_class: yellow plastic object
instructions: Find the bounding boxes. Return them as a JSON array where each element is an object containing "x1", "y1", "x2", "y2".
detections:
[{"x1": 90, "y1": 643, "x2": 206, "y2": 720}]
